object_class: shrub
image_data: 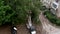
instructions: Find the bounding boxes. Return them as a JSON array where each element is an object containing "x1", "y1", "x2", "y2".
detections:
[
  {"x1": 44, "y1": 10, "x2": 60, "y2": 26},
  {"x1": 0, "y1": 0, "x2": 41, "y2": 25}
]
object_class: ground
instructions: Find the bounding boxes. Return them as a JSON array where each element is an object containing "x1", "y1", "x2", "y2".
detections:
[
  {"x1": 0, "y1": 24, "x2": 42, "y2": 34},
  {"x1": 39, "y1": 12, "x2": 60, "y2": 34},
  {"x1": 0, "y1": 12, "x2": 60, "y2": 34}
]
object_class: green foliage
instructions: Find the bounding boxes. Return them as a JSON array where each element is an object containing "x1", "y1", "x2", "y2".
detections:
[
  {"x1": 0, "y1": 0, "x2": 15, "y2": 25},
  {"x1": 16, "y1": 0, "x2": 41, "y2": 24},
  {"x1": 31, "y1": 7, "x2": 40, "y2": 23},
  {"x1": 0, "y1": 0, "x2": 42, "y2": 25},
  {"x1": 44, "y1": 10, "x2": 60, "y2": 26}
]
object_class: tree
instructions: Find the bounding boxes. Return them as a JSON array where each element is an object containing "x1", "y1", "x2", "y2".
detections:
[{"x1": 0, "y1": 0, "x2": 42, "y2": 25}]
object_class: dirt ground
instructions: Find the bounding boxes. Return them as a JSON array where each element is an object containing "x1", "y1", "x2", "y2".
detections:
[
  {"x1": 0, "y1": 24, "x2": 42, "y2": 34},
  {"x1": 39, "y1": 12, "x2": 60, "y2": 34}
]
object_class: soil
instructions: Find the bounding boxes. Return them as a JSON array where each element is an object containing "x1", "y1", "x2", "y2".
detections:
[{"x1": 0, "y1": 24, "x2": 42, "y2": 34}]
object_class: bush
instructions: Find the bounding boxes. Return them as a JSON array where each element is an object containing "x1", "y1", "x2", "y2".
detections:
[
  {"x1": 0, "y1": 0, "x2": 41, "y2": 25},
  {"x1": 31, "y1": 7, "x2": 40, "y2": 24},
  {"x1": 44, "y1": 10, "x2": 60, "y2": 26},
  {"x1": 0, "y1": 0, "x2": 14, "y2": 25}
]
